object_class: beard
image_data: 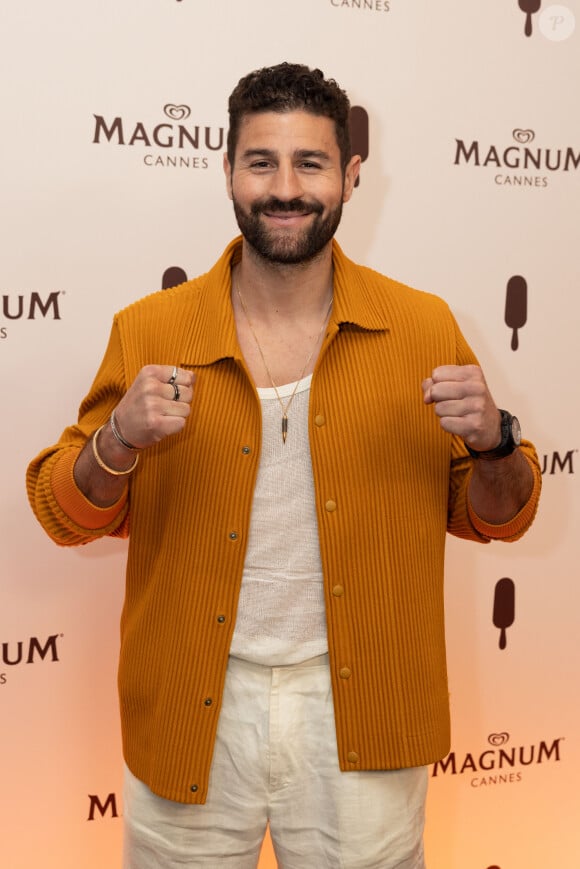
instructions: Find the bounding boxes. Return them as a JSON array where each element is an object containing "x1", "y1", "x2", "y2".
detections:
[{"x1": 231, "y1": 194, "x2": 343, "y2": 265}]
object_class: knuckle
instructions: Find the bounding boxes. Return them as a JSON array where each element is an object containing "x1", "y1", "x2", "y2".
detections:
[{"x1": 141, "y1": 363, "x2": 157, "y2": 379}]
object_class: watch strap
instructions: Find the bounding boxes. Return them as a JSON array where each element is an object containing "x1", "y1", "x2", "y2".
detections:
[{"x1": 465, "y1": 409, "x2": 521, "y2": 460}]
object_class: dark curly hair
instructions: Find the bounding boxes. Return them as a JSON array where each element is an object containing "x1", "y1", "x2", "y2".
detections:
[{"x1": 227, "y1": 62, "x2": 351, "y2": 170}]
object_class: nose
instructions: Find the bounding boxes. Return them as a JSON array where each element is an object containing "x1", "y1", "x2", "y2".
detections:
[{"x1": 269, "y1": 160, "x2": 304, "y2": 202}]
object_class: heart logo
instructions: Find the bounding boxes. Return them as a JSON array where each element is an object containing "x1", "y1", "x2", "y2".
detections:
[
  {"x1": 164, "y1": 104, "x2": 191, "y2": 121},
  {"x1": 487, "y1": 732, "x2": 510, "y2": 747},
  {"x1": 512, "y1": 128, "x2": 535, "y2": 144}
]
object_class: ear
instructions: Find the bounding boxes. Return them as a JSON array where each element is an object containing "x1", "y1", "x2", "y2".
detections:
[
  {"x1": 223, "y1": 153, "x2": 233, "y2": 200},
  {"x1": 342, "y1": 155, "x2": 361, "y2": 202}
]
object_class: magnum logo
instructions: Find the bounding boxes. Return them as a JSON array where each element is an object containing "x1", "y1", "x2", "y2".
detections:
[
  {"x1": 505, "y1": 275, "x2": 527, "y2": 351},
  {"x1": 432, "y1": 731, "x2": 563, "y2": 787},
  {"x1": 454, "y1": 128, "x2": 580, "y2": 187},
  {"x1": 92, "y1": 104, "x2": 223, "y2": 169},
  {"x1": 493, "y1": 578, "x2": 515, "y2": 650},
  {"x1": 518, "y1": 0, "x2": 541, "y2": 37}
]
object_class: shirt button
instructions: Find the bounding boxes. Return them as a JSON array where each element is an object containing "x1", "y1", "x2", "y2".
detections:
[
  {"x1": 204, "y1": 698, "x2": 213, "y2": 707},
  {"x1": 190, "y1": 784, "x2": 198, "y2": 793},
  {"x1": 339, "y1": 667, "x2": 352, "y2": 679},
  {"x1": 332, "y1": 585, "x2": 344, "y2": 597},
  {"x1": 314, "y1": 414, "x2": 326, "y2": 427},
  {"x1": 217, "y1": 615, "x2": 226, "y2": 624},
  {"x1": 228, "y1": 531, "x2": 239, "y2": 541},
  {"x1": 325, "y1": 500, "x2": 337, "y2": 512},
  {"x1": 347, "y1": 751, "x2": 359, "y2": 764},
  {"x1": 241, "y1": 445, "x2": 251, "y2": 455}
]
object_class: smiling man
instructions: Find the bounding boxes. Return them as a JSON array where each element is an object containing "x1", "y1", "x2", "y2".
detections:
[
  {"x1": 27, "y1": 63, "x2": 541, "y2": 869},
  {"x1": 227, "y1": 113, "x2": 349, "y2": 265}
]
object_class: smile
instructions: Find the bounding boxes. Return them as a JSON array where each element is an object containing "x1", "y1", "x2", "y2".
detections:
[{"x1": 262, "y1": 211, "x2": 314, "y2": 224}]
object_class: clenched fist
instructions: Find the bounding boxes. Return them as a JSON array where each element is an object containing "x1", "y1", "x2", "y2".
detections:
[
  {"x1": 422, "y1": 364, "x2": 501, "y2": 452},
  {"x1": 113, "y1": 364, "x2": 195, "y2": 450},
  {"x1": 74, "y1": 365, "x2": 195, "y2": 505}
]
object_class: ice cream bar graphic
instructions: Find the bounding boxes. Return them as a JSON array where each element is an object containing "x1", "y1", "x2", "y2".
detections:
[
  {"x1": 519, "y1": 0, "x2": 541, "y2": 37},
  {"x1": 505, "y1": 275, "x2": 527, "y2": 351},
  {"x1": 162, "y1": 266, "x2": 188, "y2": 290},
  {"x1": 349, "y1": 106, "x2": 369, "y2": 188},
  {"x1": 493, "y1": 578, "x2": 515, "y2": 650}
]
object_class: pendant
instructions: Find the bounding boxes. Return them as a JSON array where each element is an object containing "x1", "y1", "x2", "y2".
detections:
[{"x1": 282, "y1": 415, "x2": 288, "y2": 444}]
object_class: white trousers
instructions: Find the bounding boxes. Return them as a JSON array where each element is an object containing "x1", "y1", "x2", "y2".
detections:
[{"x1": 123, "y1": 654, "x2": 427, "y2": 869}]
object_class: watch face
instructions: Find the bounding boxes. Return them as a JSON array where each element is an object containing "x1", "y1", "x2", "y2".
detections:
[{"x1": 511, "y1": 416, "x2": 521, "y2": 446}]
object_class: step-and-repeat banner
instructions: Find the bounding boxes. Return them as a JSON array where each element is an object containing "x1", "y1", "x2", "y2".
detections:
[{"x1": 1, "y1": 3, "x2": 578, "y2": 867}]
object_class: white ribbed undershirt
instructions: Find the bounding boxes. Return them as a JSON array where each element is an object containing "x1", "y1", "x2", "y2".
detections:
[{"x1": 229, "y1": 374, "x2": 328, "y2": 666}]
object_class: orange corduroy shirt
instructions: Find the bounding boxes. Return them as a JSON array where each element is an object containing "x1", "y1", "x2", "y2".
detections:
[{"x1": 27, "y1": 237, "x2": 541, "y2": 803}]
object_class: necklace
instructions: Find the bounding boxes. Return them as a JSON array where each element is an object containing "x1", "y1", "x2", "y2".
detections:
[{"x1": 236, "y1": 287, "x2": 333, "y2": 444}]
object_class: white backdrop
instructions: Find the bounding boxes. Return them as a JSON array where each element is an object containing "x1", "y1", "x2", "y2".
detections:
[{"x1": 1, "y1": 2, "x2": 578, "y2": 868}]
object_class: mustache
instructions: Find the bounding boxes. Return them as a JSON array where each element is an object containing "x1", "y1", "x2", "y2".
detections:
[{"x1": 250, "y1": 197, "x2": 324, "y2": 216}]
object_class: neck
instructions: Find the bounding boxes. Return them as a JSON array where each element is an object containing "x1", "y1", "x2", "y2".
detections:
[{"x1": 233, "y1": 237, "x2": 334, "y2": 320}]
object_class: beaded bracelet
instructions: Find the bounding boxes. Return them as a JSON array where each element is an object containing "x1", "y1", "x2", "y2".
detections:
[
  {"x1": 110, "y1": 408, "x2": 138, "y2": 451},
  {"x1": 91, "y1": 424, "x2": 139, "y2": 476}
]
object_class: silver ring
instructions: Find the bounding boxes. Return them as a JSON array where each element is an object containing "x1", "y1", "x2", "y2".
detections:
[
  {"x1": 172, "y1": 382, "x2": 180, "y2": 401},
  {"x1": 168, "y1": 365, "x2": 178, "y2": 385}
]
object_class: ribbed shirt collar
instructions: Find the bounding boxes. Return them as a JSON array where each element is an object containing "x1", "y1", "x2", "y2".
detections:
[{"x1": 180, "y1": 235, "x2": 390, "y2": 367}]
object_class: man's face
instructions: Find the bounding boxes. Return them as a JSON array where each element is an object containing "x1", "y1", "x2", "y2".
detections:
[{"x1": 224, "y1": 110, "x2": 360, "y2": 265}]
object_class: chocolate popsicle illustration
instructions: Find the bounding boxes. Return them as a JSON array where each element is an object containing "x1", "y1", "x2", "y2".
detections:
[
  {"x1": 493, "y1": 578, "x2": 515, "y2": 650},
  {"x1": 349, "y1": 106, "x2": 369, "y2": 188},
  {"x1": 505, "y1": 275, "x2": 527, "y2": 351},
  {"x1": 162, "y1": 266, "x2": 188, "y2": 290},
  {"x1": 519, "y1": 0, "x2": 541, "y2": 37}
]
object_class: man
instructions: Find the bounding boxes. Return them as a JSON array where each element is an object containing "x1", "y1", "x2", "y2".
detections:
[{"x1": 27, "y1": 63, "x2": 541, "y2": 868}]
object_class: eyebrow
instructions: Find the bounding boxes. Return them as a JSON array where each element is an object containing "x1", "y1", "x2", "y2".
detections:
[{"x1": 241, "y1": 148, "x2": 332, "y2": 162}]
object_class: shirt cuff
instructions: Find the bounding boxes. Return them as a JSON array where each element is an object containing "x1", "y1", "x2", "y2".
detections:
[
  {"x1": 467, "y1": 461, "x2": 542, "y2": 541},
  {"x1": 51, "y1": 449, "x2": 128, "y2": 531}
]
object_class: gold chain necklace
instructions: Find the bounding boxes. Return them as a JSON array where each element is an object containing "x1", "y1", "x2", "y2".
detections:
[{"x1": 236, "y1": 287, "x2": 333, "y2": 444}]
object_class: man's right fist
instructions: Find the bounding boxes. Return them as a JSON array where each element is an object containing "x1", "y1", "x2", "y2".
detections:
[{"x1": 113, "y1": 364, "x2": 195, "y2": 450}]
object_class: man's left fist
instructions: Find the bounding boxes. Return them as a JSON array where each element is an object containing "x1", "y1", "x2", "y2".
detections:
[{"x1": 422, "y1": 365, "x2": 502, "y2": 452}]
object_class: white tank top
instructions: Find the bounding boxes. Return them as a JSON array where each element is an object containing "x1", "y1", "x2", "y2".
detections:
[{"x1": 229, "y1": 374, "x2": 328, "y2": 665}]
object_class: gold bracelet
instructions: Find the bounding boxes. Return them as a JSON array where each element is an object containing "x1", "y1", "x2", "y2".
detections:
[{"x1": 91, "y1": 424, "x2": 140, "y2": 476}]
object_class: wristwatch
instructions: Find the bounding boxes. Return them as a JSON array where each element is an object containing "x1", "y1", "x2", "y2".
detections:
[{"x1": 465, "y1": 409, "x2": 521, "y2": 460}]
